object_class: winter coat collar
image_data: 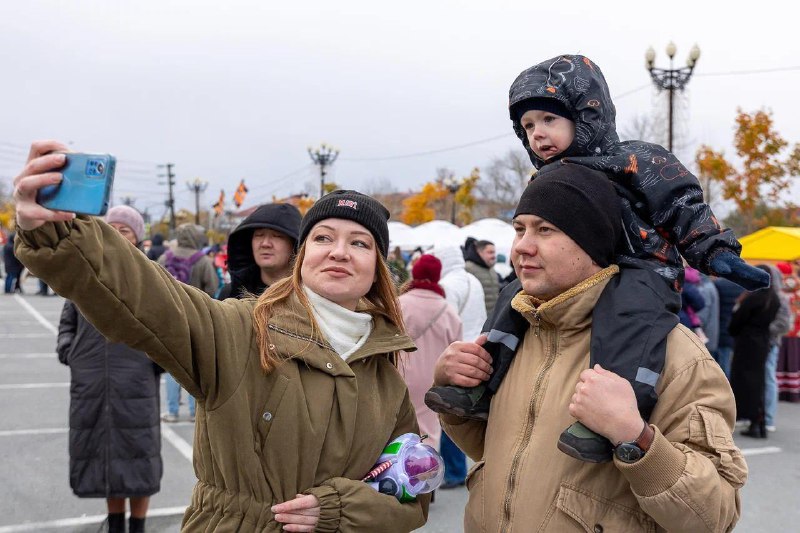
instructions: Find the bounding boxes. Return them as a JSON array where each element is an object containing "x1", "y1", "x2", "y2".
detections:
[
  {"x1": 266, "y1": 293, "x2": 416, "y2": 375},
  {"x1": 511, "y1": 265, "x2": 619, "y2": 333}
]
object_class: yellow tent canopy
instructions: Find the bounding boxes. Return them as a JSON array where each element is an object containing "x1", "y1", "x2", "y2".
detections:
[{"x1": 739, "y1": 226, "x2": 800, "y2": 261}]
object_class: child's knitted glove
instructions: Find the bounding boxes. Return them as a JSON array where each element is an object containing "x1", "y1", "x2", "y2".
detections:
[{"x1": 710, "y1": 251, "x2": 770, "y2": 291}]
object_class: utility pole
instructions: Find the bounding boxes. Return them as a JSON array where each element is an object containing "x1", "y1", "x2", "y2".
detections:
[
  {"x1": 187, "y1": 178, "x2": 208, "y2": 226},
  {"x1": 120, "y1": 196, "x2": 135, "y2": 207},
  {"x1": 308, "y1": 143, "x2": 340, "y2": 199},
  {"x1": 158, "y1": 163, "x2": 176, "y2": 233}
]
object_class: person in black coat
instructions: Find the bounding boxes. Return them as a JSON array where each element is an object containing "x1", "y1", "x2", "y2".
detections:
[
  {"x1": 216, "y1": 203, "x2": 301, "y2": 300},
  {"x1": 146, "y1": 233, "x2": 166, "y2": 261},
  {"x1": 729, "y1": 265, "x2": 781, "y2": 439},
  {"x1": 56, "y1": 206, "x2": 161, "y2": 533},
  {"x1": 3, "y1": 232, "x2": 24, "y2": 293},
  {"x1": 714, "y1": 277, "x2": 745, "y2": 378}
]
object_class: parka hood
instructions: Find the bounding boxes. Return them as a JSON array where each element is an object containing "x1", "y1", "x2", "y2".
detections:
[
  {"x1": 225, "y1": 203, "x2": 302, "y2": 298},
  {"x1": 508, "y1": 54, "x2": 620, "y2": 168},
  {"x1": 176, "y1": 224, "x2": 208, "y2": 250},
  {"x1": 430, "y1": 244, "x2": 465, "y2": 278}
]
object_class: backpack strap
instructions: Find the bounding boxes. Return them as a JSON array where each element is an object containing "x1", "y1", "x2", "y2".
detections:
[{"x1": 187, "y1": 250, "x2": 205, "y2": 266}]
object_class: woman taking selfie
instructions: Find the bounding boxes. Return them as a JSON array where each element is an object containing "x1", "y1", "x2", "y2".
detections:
[{"x1": 13, "y1": 141, "x2": 429, "y2": 532}]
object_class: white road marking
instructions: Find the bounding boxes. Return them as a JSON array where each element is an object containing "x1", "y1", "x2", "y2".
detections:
[
  {"x1": 161, "y1": 423, "x2": 194, "y2": 462},
  {"x1": 740, "y1": 446, "x2": 782, "y2": 456},
  {"x1": 0, "y1": 506, "x2": 186, "y2": 532},
  {"x1": 13, "y1": 294, "x2": 58, "y2": 335},
  {"x1": 0, "y1": 353, "x2": 55, "y2": 359},
  {"x1": 0, "y1": 382, "x2": 69, "y2": 390},
  {"x1": 0, "y1": 428, "x2": 67, "y2": 437}
]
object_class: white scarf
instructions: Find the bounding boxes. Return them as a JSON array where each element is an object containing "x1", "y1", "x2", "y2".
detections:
[{"x1": 303, "y1": 286, "x2": 373, "y2": 361}]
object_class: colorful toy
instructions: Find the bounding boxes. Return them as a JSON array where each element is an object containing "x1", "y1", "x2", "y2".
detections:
[{"x1": 362, "y1": 433, "x2": 444, "y2": 502}]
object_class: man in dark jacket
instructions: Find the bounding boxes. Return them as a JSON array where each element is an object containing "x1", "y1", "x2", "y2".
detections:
[
  {"x1": 146, "y1": 233, "x2": 166, "y2": 261},
  {"x1": 3, "y1": 232, "x2": 24, "y2": 293},
  {"x1": 714, "y1": 277, "x2": 745, "y2": 379},
  {"x1": 464, "y1": 239, "x2": 500, "y2": 315},
  {"x1": 217, "y1": 203, "x2": 301, "y2": 300}
]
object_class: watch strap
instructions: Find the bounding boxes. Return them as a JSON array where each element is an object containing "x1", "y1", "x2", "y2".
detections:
[{"x1": 634, "y1": 422, "x2": 655, "y2": 452}]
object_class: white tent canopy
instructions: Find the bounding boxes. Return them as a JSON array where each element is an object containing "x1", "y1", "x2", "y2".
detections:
[{"x1": 388, "y1": 218, "x2": 515, "y2": 275}]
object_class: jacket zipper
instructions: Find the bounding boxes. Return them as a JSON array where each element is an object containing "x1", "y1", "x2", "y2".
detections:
[{"x1": 498, "y1": 312, "x2": 558, "y2": 532}]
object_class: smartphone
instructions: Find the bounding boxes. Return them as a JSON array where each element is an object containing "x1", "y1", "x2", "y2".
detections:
[{"x1": 36, "y1": 153, "x2": 116, "y2": 216}]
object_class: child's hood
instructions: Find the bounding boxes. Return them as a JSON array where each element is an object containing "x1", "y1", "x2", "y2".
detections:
[{"x1": 508, "y1": 55, "x2": 620, "y2": 169}]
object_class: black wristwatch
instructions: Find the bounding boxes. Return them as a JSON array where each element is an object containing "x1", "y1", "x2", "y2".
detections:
[{"x1": 613, "y1": 421, "x2": 655, "y2": 464}]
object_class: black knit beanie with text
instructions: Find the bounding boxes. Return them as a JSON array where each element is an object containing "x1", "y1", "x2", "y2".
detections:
[
  {"x1": 513, "y1": 164, "x2": 621, "y2": 267},
  {"x1": 299, "y1": 190, "x2": 391, "y2": 257}
]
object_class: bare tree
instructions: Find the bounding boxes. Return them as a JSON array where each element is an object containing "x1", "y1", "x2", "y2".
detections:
[
  {"x1": 363, "y1": 177, "x2": 398, "y2": 197},
  {"x1": 618, "y1": 113, "x2": 663, "y2": 145},
  {"x1": 475, "y1": 150, "x2": 533, "y2": 220},
  {"x1": 365, "y1": 177, "x2": 406, "y2": 221}
]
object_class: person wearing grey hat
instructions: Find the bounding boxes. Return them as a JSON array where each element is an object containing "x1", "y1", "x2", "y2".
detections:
[
  {"x1": 106, "y1": 205, "x2": 146, "y2": 245},
  {"x1": 217, "y1": 203, "x2": 302, "y2": 300}
]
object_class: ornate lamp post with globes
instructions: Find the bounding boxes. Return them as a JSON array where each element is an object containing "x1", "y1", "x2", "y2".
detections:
[
  {"x1": 443, "y1": 176, "x2": 460, "y2": 225},
  {"x1": 307, "y1": 143, "x2": 340, "y2": 199},
  {"x1": 645, "y1": 42, "x2": 701, "y2": 152}
]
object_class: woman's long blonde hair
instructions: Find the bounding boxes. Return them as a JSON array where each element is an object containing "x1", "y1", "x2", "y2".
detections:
[{"x1": 252, "y1": 239, "x2": 406, "y2": 373}]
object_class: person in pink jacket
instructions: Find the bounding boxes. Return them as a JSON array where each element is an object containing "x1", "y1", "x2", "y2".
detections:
[{"x1": 399, "y1": 254, "x2": 463, "y2": 451}]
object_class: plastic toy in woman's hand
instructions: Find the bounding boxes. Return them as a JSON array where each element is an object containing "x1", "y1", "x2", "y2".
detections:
[{"x1": 362, "y1": 433, "x2": 444, "y2": 502}]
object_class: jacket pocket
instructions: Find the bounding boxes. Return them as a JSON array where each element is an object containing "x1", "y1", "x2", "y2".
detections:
[
  {"x1": 689, "y1": 405, "x2": 747, "y2": 489},
  {"x1": 551, "y1": 483, "x2": 656, "y2": 533},
  {"x1": 254, "y1": 375, "x2": 289, "y2": 451},
  {"x1": 464, "y1": 460, "x2": 485, "y2": 532}
]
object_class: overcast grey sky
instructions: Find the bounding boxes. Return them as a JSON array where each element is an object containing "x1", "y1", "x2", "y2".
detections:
[{"x1": 1, "y1": 0, "x2": 798, "y2": 218}]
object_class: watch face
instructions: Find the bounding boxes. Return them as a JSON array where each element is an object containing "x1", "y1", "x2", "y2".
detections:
[{"x1": 615, "y1": 443, "x2": 643, "y2": 463}]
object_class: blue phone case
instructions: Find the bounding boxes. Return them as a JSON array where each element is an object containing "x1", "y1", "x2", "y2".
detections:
[{"x1": 36, "y1": 153, "x2": 116, "y2": 216}]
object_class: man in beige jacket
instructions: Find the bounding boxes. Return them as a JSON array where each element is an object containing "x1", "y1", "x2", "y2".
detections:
[{"x1": 434, "y1": 165, "x2": 747, "y2": 532}]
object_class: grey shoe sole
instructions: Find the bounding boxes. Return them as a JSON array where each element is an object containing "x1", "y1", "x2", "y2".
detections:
[{"x1": 424, "y1": 389, "x2": 490, "y2": 421}]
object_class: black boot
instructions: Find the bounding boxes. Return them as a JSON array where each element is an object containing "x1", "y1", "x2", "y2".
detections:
[
  {"x1": 424, "y1": 384, "x2": 491, "y2": 421},
  {"x1": 129, "y1": 516, "x2": 146, "y2": 533},
  {"x1": 557, "y1": 421, "x2": 613, "y2": 463},
  {"x1": 741, "y1": 421, "x2": 767, "y2": 439},
  {"x1": 107, "y1": 513, "x2": 125, "y2": 533}
]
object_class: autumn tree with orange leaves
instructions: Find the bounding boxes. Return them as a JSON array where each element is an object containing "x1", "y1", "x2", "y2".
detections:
[
  {"x1": 696, "y1": 109, "x2": 800, "y2": 235},
  {"x1": 401, "y1": 168, "x2": 480, "y2": 226}
]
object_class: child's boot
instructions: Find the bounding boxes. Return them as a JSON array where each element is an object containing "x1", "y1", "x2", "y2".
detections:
[
  {"x1": 557, "y1": 421, "x2": 613, "y2": 463},
  {"x1": 424, "y1": 383, "x2": 491, "y2": 420}
]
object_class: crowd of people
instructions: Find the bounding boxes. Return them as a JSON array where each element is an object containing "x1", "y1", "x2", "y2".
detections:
[{"x1": 4, "y1": 52, "x2": 798, "y2": 532}]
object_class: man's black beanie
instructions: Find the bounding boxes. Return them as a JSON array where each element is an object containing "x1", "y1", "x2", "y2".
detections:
[
  {"x1": 513, "y1": 164, "x2": 621, "y2": 267},
  {"x1": 240, "y1": 203, "x2": 302, "y2": 244},
  {"x1": 299, "y1": 190, "x2": 391, "y2": 257}
]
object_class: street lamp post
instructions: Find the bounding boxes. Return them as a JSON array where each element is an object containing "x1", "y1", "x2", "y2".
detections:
[
  {"x1": 186, "y1": 178, "x2": 208, "y2": 225},
  {"x1": 645, "y1": 42, "x2": 701, "y2": 152},
  {"x1": 443, "y1": 176, "x2": 460, "y2": 224},
  {"x1": 307, "y1": 143, "x2": 340, "y2": 199}
]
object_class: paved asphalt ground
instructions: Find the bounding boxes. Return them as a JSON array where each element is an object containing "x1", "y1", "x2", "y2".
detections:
[{"x1": 1, "y1": 277, "x2": 798, "y2": 532}]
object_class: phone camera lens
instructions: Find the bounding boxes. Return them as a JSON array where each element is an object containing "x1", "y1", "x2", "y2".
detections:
[{"x1": 97, "y1": 162, "x2": 105, "y2": 174}]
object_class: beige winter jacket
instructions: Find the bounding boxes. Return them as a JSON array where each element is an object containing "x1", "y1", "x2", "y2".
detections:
[
  {"x1": 17, "y1": 217, "x2": 429, "y2": 532},
  {"x1": 442, "y1": 266, "x2": 747, "y2": 533}
]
